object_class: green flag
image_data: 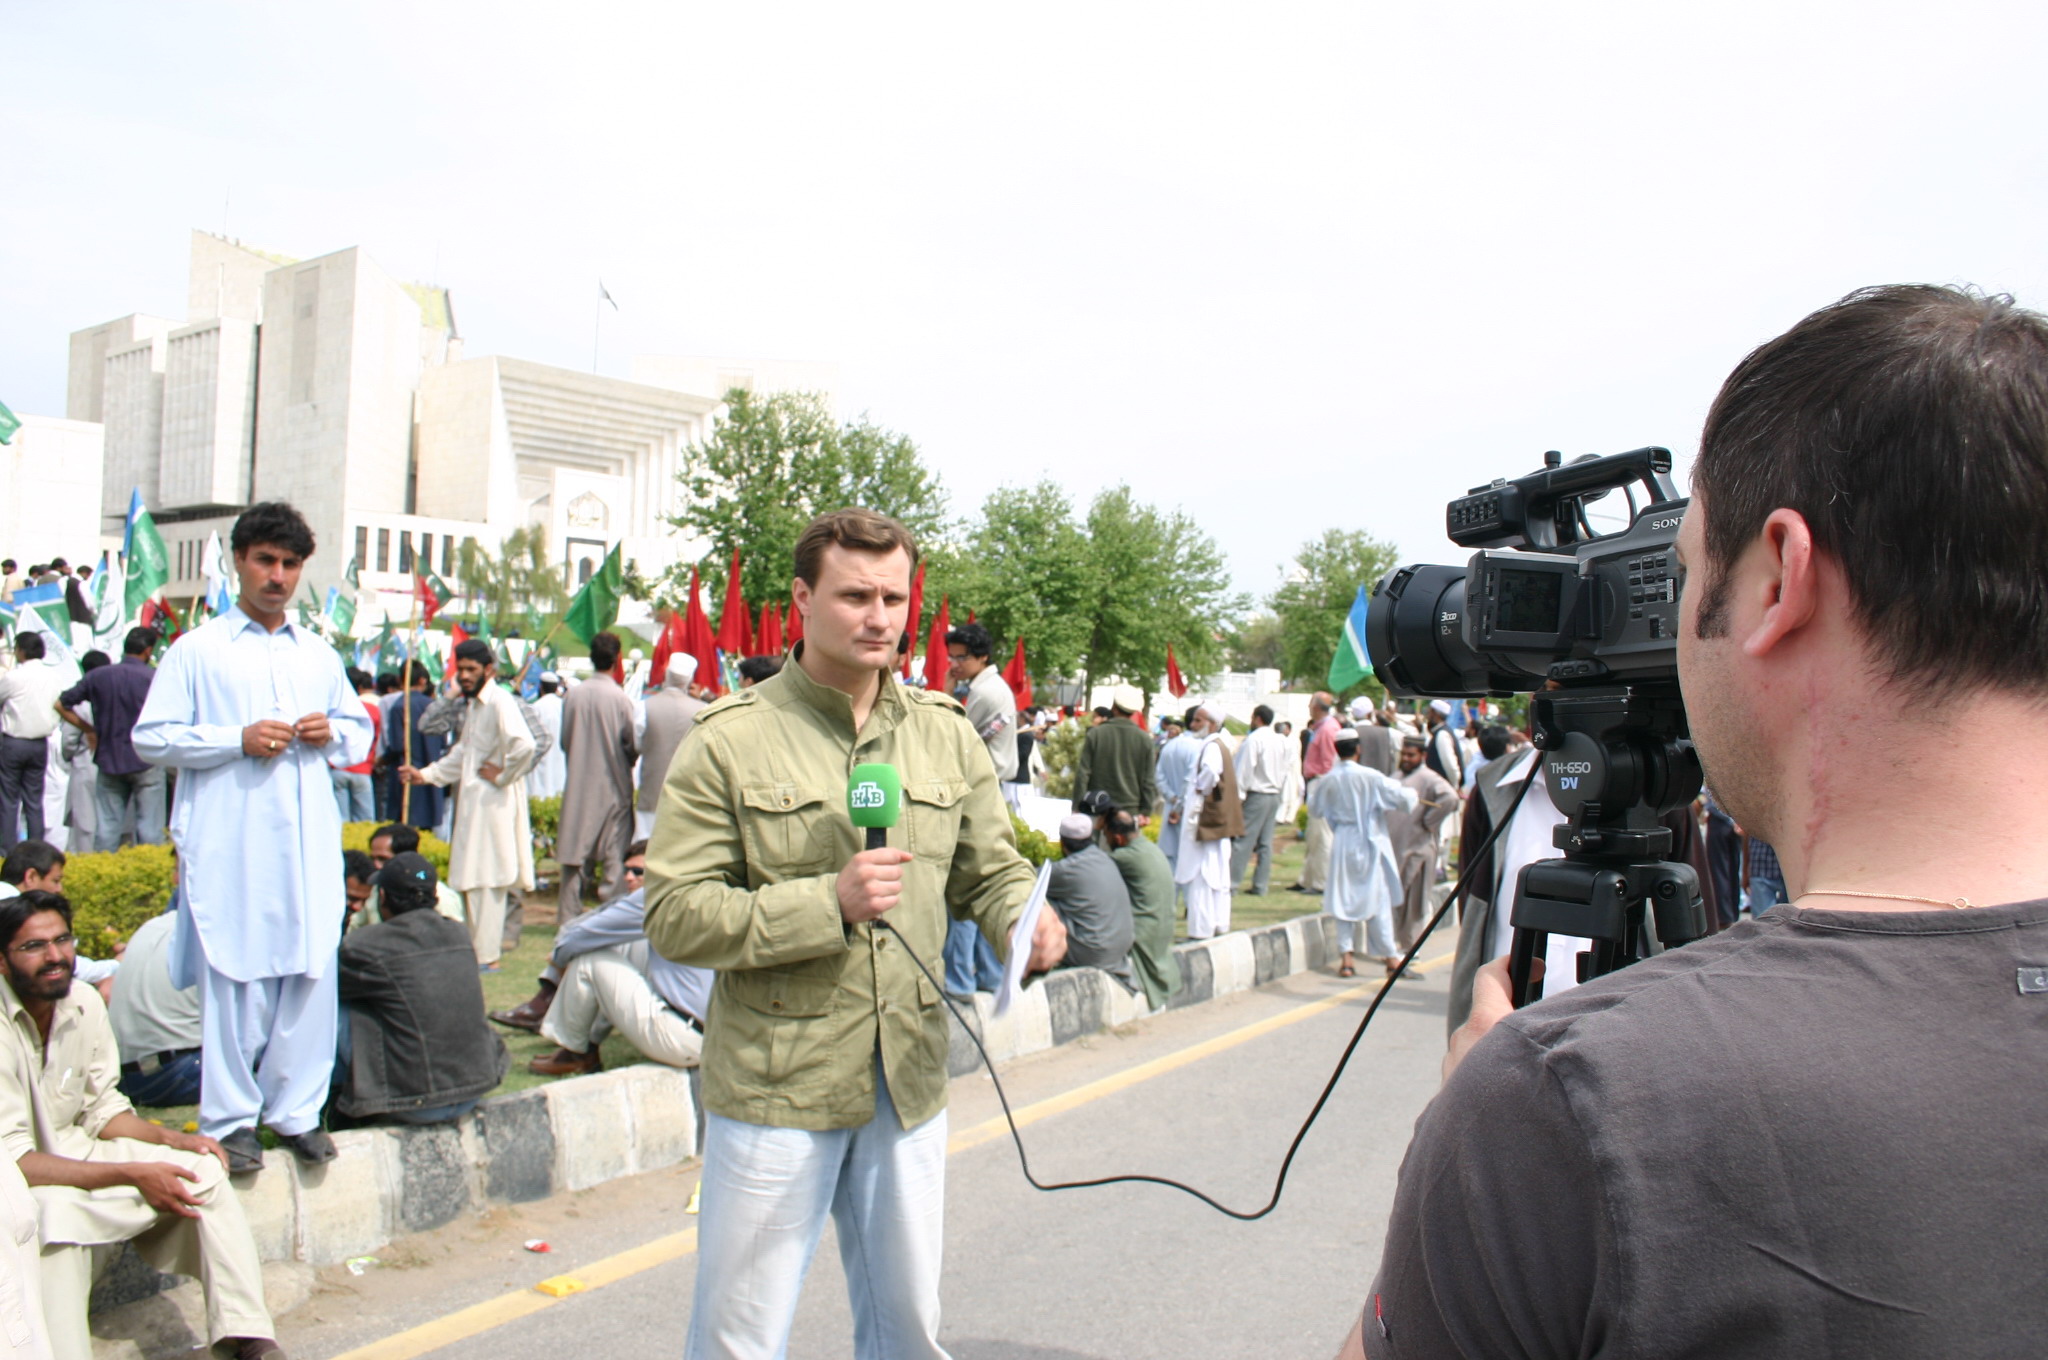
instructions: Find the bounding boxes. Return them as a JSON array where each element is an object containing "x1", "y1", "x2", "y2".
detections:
[
  {"x1": 524, "y1": 604, "x2": 543, "y2": 638},
  {"x1": 0, "y1": 400, "x2": 19, "y2": 447},
  {"x1": 562, "y1": 545, "x2": 624, "y2": 646},
  {"x1": 325, "y1": 586, "x2": 356, "y2": 637},
  {"x1": 122, "y1": 490, "x2": 170, "y2": 624},
  {"x1": 345, "y1": 557, "x2": 361, "y2": 591},
  {"x1": 421, "y1": 645, "x2": 444, "y2": 684},
  {"x1": 375, "y1": 621, "x2": 404, "y2": 674}
]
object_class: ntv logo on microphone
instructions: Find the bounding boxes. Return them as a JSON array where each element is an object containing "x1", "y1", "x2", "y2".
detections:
[{"x1": 850, "y1": 781, "x2": 887, "y2": 810}]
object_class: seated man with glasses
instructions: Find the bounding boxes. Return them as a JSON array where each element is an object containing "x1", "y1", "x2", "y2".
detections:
[
  {"x1": 497, "y1": 842, "x2": 711, "y2": 1083},
  {"x1": 0, "y1": 890, "x2": 282, "y2": 1360}
]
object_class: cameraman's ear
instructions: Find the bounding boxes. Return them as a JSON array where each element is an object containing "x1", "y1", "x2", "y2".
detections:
[{"x1": 1742, "y1": 509, "x2": 1820, "y2": 659}]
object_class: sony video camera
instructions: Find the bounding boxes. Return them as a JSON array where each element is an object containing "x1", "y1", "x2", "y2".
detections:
[
  {"x1": 1366, "y1": 447, "x2": 1687, "y2": 698},
  {"x1": 1365, "y1": 446, "x2": 1707, "y2": 1005}
]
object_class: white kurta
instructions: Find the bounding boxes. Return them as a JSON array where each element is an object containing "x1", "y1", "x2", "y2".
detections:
[
  {"x1": 133, "y1": 606, "x2": 373, "y2": 982},
  {"x1": 1484, "y1": 751, "x2": 1586, "y2": 1000},
  {"x1": 1175, "y1": 737, "x2": 1234, "y2": 938},
  {"x1": 526, "y1": 691, "x2": 566, "y2": 799},
  {"x1": 1307, "y1": 760, "x2": 1417, "y2": 927},
  {"x1": 420, "y1": 682, "x2": 538, "y2": 892}
]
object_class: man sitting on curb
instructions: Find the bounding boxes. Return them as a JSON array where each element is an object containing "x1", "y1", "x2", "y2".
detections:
[
  {"x1": 109, "y1": 892, "x2": 204, "y2": 1109},
  {"x1": 1046, "y1": 813, "x2": 1138, "y2": 991},
  {"x1": 345, "y1": 823, "x2": 465, "y2": 930},
  {"x1": 498, "y1": 843, "x2": 712, "y2": 1079},
  {"x1": 1, "y1": 890, "x2": 281, "y2": 1360},
  {"x1": 332, "y1": 854, "x2": 508, "y2": 1127},
  {"x1": 1106, "y1": 809, "x2": 1181, "y2": 1011}
]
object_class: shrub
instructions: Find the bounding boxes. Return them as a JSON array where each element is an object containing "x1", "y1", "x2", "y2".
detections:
[
  {"x1": 64, "y1": 844, "x2": 178, "y2": 955},
  {"x1": 1009, "y1": 812, "x2": 1060, "y2": 866},
  {"x1": 1039, "y1": 719, "x2": 1086, "y2": 800},
  {"x1": 529, "y1": 794, "x2": 561, "y2": 870},
  {"x1": 341, "y1": 822, "x2": 451, "y2": 878}
]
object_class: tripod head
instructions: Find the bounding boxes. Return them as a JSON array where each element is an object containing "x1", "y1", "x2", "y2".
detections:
[{"x1": 1506, "y1": 681, "x2": 1710, "y2": 1007}]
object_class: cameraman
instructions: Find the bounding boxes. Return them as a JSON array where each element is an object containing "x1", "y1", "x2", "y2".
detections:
[
  {"x1": 645, "y1": 508, "x2": 1066, "y2": 1359},
  {"x1": 1343, "y1": 285, "x2": 2048, "y2": 1357}
]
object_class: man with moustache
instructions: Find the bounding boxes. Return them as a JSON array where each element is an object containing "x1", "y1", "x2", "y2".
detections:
[
  {"x1": 645, "y1": 508, "x2": 1067, "y2": 1360},
  {"x1": 1343, "y1": 286, "x2": 2048, "y2": 1357},
  {"x1": 133, "y1": 501, "x2": 373, "y2": 1176},
  {"x1": 0, "y1": 890, "x2": 278, "y2": 1360}
]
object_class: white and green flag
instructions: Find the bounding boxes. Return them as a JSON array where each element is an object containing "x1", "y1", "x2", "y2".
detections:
[
  {"x1": 122, "y1": 490, "x2": 170, "y2": 624},
  {"x1": 1327, "y1": 584, "x2": 1373, "y2": 693}
]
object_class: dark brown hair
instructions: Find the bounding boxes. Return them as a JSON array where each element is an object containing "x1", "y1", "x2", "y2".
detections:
[
  {"x1": 792, "y1": 509, "x2": 919, "y2": 587},
  {"x1": 1693, "y1": 284, "x2": 2048, "y2": 696}
]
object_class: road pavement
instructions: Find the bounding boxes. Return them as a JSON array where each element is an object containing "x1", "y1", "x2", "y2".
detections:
[{"x1": 280, "y1": 926, "x2": 1463, "y2": 1360}]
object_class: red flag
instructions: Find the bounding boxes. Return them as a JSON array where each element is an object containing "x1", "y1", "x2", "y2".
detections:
[
  {"x1": 412, "y1": 571, "x2": 447, "y2": 623},
  {"x1": 900, "y1": 563, "x2": 924, "y2": 677},
  {"x1": 1165, "y1": 645, "x2": 1188, "y2": 698},
  {"x1": 923, "y1": 597, "x2": 951, "y2": 691},
  {"x1": 449, "y1": 621, "x2": 471, "y2": 649},
  {"x1": 648, "y1": 608, "x2": 679, "y2": 686},
  {"x1": 681, "y1": 568, "x2": 721, "y2": 695},
  {"x1": 715, "y1": 548, "x2": 753, "y2": 657},
  {"x1": 786, "y1": 596, "x2": 804, "y2": 645},
  {"x1": 757, "y1": 602, "x2": 784, "y2": 655},
  {"x1": 611, "y1": 656, "x2": 627, "y2": 685},
  {"x1": 1001, "y1": 637, "x2": 1032, "y2": 710}
]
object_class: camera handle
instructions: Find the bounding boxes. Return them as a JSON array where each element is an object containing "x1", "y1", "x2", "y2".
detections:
[{"x1": 1504, "y1": 682, "x2": 1708, "y2": 1008}]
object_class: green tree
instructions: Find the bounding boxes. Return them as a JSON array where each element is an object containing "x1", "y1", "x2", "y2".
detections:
[
  {"x1": 453, "y1": 525, "x2": 569, "y2": 634},
  {"x1": 1077, "y1": 485, "x2": 1245, "y2": 701},
  {"x1": 938, "y1": 481, "x2": 1096, "y2": 682},
  {"x1": 1224, "y1": 611, "x2": 1286, "y2": 672},
  {"x1": 1270, "y1": 528, "x2": 1399, "y2": 699},
  {"x1": 663, "y1": 388, "x2": 949, "y2": 610}
]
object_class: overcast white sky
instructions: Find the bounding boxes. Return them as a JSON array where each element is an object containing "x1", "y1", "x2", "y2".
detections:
[{"x1": 8, "y1": 2, "x2": 2047, "y2": 604}]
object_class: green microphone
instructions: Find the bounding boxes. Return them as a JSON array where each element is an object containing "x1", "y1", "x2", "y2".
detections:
[{"x1": 848, "y1": 764, "x2": 903, "y2": 851}]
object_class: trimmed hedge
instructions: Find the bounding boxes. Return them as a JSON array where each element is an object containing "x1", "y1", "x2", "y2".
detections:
[{"x1": 62, "y1": 822, "x2": 452, "y2": 954}]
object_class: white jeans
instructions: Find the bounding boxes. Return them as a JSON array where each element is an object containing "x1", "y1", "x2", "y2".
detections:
[
  {"x1": 686, "y1": 1057, "x2": 950, "y2": 1360},
  {"x1": 540, "y1": 943, "x2": 702, "y2": 1070}
]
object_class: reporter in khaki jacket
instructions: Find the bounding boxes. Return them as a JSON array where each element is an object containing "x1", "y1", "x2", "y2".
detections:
[{"x1": 645, "y1": 508, "x2": 1066, "y2": 1360}]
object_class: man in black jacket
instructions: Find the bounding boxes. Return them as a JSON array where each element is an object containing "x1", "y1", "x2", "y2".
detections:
[{"x1": 331, "y1": 853, "x2": 507, "y2": 1126}]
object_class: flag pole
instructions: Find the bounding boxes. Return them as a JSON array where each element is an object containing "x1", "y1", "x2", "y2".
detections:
[{"x1": 401, "y1": 589, "x2": 421, "y2": 822}]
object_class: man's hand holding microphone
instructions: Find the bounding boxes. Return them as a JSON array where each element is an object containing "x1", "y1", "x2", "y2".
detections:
[{"x1": 841, "y1": 763, "x2": 1066, "y2": 972}]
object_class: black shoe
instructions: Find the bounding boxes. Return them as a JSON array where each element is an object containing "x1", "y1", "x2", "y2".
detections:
[
  {"x1": 221, "y1": 1127, "x2": 264, "y2": 1176},
  {"x1": 277, "y1": 1127, "x2": 337, "y2": 1165}
]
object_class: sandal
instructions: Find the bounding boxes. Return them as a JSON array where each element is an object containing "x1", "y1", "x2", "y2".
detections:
[{"x1": 1337, "y1": 960, "x2": 1356, "y2": 978}]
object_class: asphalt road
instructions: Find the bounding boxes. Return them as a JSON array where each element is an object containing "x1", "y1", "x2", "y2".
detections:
[{"x1": 281, "y1": 930, "x2": 1461, "y2": 1360}]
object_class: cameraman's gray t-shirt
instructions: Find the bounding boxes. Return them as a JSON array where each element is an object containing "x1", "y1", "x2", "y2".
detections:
[{"x1": 1367, "y1": 898, "x2": 2048, "y2": 1359}]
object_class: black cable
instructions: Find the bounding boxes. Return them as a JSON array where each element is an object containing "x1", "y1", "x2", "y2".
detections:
[{"x1": 874, "y1": 765, "x2": 1538, "y2": 1220}]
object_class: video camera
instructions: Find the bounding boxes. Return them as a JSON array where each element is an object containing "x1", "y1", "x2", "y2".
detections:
[{"x1": 1365, "y1": 447, "x2": 1709, "y2": 1005}]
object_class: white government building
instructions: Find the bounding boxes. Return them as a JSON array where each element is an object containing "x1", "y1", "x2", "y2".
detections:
[{"x1": 24, "y1": 229, "x2": 834, "y2": 625}]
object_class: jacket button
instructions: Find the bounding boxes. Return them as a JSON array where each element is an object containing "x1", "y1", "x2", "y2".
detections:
[
  {"x1": 770, "y1": 999, "x2": 783, "y2": 1010},
  {"x1": 781, "y1": 796, "x2": 792, "y2": 807}
]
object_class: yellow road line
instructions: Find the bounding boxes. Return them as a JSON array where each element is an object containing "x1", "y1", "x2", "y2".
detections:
[{"x1": 330, "y1": 953, "x2": 1452, "y2": 1360}]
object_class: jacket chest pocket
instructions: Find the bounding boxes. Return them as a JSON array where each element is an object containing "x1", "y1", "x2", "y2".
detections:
[
  {"x1": 740, "y1": 783, "x2": 835, "y2": 873},
  {"x1": 905, "y1": 777, "x2": 970, "y2": 865}
]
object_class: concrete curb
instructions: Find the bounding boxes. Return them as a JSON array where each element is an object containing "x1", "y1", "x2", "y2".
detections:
[{"x1": 94, "y1": 913, "x2": 1348, "y2": 1311}]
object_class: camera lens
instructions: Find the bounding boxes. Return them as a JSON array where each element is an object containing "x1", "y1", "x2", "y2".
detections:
[{"x1": 1367, "y1": 564, "x2": 1496, "y2": 698}]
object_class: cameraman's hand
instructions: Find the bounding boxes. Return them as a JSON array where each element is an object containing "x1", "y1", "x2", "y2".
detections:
[
  {"x1": 1026, "y1": 903, "x2": 1067, "y2": 973},
  {"x1": 838, "y1": 848, "x2": 913, "y2": 925},
  {"x1": 1443, "y1": 955, "x2": 1538, "y2": 1081}
]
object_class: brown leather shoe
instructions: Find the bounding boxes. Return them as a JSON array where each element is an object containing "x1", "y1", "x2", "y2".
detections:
[
  {"x1": 490, "y1": 988, "x2": 554, "y2": 1032},
  {"x1": 233, "y1": 1338, "x2": 287, "y2": 1360},
  {"x1": 528, "y1": 1047, "x2": 602, "y2": 1077}
]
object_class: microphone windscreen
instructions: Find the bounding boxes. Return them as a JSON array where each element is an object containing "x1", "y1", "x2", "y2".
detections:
[{"x1": 848, "y1": 764, "x2": 903, "y2": 830}]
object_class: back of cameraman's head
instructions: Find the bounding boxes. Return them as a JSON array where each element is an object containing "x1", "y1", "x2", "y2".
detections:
[
  {"x1": 1478, "y1": 723, "x2": 1512, "y2": 761},
  {"x1": 1694, "y1": 285, "x2": 2048, "y2": 697}
]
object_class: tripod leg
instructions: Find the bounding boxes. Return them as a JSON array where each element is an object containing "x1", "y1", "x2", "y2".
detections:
[{"x1": 1508, "y1": 926, "x2": 1545, "y2": 1008}]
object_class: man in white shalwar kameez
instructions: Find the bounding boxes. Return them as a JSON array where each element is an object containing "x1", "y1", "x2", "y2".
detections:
[
  {"x1": 401, "y1": 641, "x2": 536, "y2": 970},
  {"x1": 1307, "y1": 728, "x2": 1417, "y2": 979},
  {"x1": 525, "y1": 675, "x2": 566, "y2": 800},
  {"x1": 1173, "y1": 707, "x2": 1240, "y2": 940},
  {"x1": 133, "y1": 502, "x2": 373, "y2": 1174}
]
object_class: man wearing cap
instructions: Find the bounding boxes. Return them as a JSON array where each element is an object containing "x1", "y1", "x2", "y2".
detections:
[
  {"x1": 1106, "y1": 808, "x2": 1180, "y2": 1009},
  {"x1": 1423, "y1": 699, "x2": 1464, "y2": 789},
  {"x1": 1388, "y1": 733, "x2": 1460, "y2": 952},
  {"x1": 332, "y1": 853, "x2": 507, "y2": 1125},
  {"x1": 644, "y1": 508, "x2": 1066, "y2": 1360},
  {"x1": 399, "y1": 641, "x2": 537, "y2": 971},
  {"x1": 1309, "y1": 727, "x2": 1417, "y2": 979},
  {"x1": 1174, "y1": 705, "x2": 1243, "y2": 940},
  {"x1": 1046, "y1": 813, "x2": 1136, "y2": 985},
  {"x1": 1076, "y1": 685, "x2": 1156, "y2": 823},
  {"x1": 556, "y1": 632, "x2": 638, "y2": 928},
  {"x1": 636, "y1": 656, "x2": 704, "y2": 841},
  {"x1": 1153, "y1": 707, "x2": 1202, "y2": 884},
  {"x1": 1346, "y1": 697, "x2": 1397, "y2": 776}
]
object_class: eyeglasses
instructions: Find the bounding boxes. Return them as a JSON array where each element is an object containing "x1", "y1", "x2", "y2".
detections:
[
  {"x1": 9, "y1": 932, "x2": 75, "y2": 958},
  {"x1": 622, "y1": 865, "x2": 646, "y2": 878}
]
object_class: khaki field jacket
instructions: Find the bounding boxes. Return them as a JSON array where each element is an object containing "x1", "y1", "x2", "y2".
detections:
[{"x1": 644, "y1": 649, "x2": 1037, "y2": 1131}]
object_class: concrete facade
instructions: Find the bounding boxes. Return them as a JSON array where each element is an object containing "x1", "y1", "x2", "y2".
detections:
[
  {"x1": 59, "y1": 231, "x2": 831, "y2": 624},
  {"x1": 0, "y1": 417, "x2": 107, "y2": 569}
]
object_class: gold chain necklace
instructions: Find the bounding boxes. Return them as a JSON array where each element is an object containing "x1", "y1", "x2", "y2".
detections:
[{"x1": 1798, "y1": 889, "x2": 1978, "y2": 910}]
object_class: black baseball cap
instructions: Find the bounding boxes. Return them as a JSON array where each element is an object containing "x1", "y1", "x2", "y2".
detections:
[{"x1": 371, "y1": 851, "x2": 437, "y2": 895}]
